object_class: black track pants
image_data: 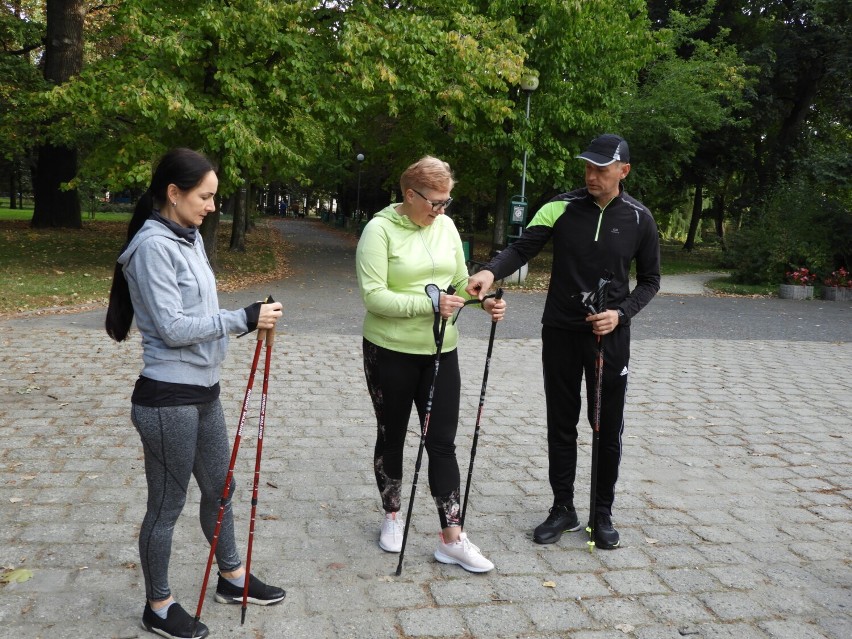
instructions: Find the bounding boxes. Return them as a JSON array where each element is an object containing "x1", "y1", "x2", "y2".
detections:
[
  {"x1": 541, "y1": 325, "x2": 630, "y2": 516},
  {"x1": 363, "y1": 339, "x2": 462, "y2": 528}
]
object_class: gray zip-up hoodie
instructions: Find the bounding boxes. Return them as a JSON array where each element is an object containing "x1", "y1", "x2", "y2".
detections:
[{"x1": 118, "y1": 219, "x2": 249, "y2": 387}]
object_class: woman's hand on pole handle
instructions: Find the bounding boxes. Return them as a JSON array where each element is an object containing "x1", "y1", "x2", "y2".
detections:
[
  {"x1": 257, "y1": 302, "x2": 283, "y2": 330},
  {"x1": 483, "y1": 295, "x2": 506, "y2": 322},
  {"x1": 439, "y1": 292, "x2": 465, "y2": 320}
]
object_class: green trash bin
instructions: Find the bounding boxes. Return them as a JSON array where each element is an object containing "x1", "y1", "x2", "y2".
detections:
[{"x1": 507, "y1": 196, "x2": 528, "y2": 244}]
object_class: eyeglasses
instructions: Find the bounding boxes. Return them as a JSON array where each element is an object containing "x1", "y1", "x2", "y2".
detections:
[{"x1": 412, "y1": 188, "x2": 452, "y2": 212}]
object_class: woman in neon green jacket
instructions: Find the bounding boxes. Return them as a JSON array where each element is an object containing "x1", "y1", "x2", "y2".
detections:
[{"x1": 356, "y1": 156, "x2": 505, "y2": 573}]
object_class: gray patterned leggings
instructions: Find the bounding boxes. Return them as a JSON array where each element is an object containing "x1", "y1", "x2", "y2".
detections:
[{"x1": 131, "y1": 401, "x2": 241, "y2": 601}]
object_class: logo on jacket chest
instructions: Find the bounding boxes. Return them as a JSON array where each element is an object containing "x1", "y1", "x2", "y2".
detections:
[{"x1": 610, "y1": 227, "x2": 620, "y2": 235}]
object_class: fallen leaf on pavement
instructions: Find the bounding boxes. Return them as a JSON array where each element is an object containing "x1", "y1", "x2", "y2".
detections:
[{"x1": 1, "y1": 568, "x2": 34, "y2": 584}]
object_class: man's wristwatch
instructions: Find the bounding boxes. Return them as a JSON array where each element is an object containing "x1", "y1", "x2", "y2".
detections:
[{"x1": 616, "y1": 309, "x2": 625, "y2": 322}]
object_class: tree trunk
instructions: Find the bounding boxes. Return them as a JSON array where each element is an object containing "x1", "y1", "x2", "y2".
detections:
[
  {"x1": 683, "y1": 179, "x2": 703, "y2": 251},
  {"x1": 230, "y1": 176, "x2": 248, "y2": 252},
  {"x1": 31, "y1": 0, "x2": 85, "y2": 229},
  {"x1": 245, "y1": 182, "x2": 255, "y2": 231},
  {"x1": 199, "y1": 197, "x2": 222, "y2": 271},
  {"x1": 712, "y1": 194, "x2": 725, "y2": 245},
  {"x1": 9, "y1": 170, "x2": 17, "y2": 209},
  {"x1": 491, "y1": 166, "x2": 508, "y2": 252}
]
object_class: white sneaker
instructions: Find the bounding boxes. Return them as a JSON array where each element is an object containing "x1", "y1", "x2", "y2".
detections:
[
  {"x1": 434, "y1": 532, "x2": 494, "y2": 573},
  {"x1": 379, "y1": 512, "x2": 404, "y2": 553}
]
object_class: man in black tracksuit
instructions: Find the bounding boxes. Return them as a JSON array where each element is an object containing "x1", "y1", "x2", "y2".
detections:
[{"x1": 467, "y1": 134, "x2": 660, "y2": 549}]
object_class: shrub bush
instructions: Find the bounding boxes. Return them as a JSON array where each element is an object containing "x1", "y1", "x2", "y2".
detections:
[{"x1": 723, "y1": 181, "x2": 839, "y2": 284}]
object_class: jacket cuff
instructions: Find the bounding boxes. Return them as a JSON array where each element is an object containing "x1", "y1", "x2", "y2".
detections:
[{"x1": 243, "y1": 302, "x2": 262, "y2": 333}]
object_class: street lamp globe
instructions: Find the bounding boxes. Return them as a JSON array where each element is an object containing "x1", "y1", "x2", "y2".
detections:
[{"x1": 520, "y1": 74, "x2": 539, "y2": 92}]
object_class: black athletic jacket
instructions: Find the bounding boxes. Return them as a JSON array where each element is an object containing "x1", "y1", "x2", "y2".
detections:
[{"x1": 484, "y1": 185, "x2": 661, "y2": 331}]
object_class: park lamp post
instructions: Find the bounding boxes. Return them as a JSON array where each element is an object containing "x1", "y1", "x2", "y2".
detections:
[
  {"x1": 519, "y1": 73, "x2": 539, "y2": 200},
  {"x1": 504, "y1": 72, "x2": 540, "y2": 284},
  {"x1": 356, "y1": 153, "x2": 365, "y2": 220}
]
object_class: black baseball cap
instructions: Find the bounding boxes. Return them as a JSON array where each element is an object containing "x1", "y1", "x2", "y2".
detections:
[{"x1": 576, "y1": 134, "x2": 630, "y2": 166}]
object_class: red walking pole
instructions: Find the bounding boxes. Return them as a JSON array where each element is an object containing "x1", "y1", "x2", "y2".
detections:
[
  {"x1": 191, "y1": 331, "x2": 265, "y2": 635},
  {"x1": 241, "y1": 327, "x2": 274, "y2": 624}
]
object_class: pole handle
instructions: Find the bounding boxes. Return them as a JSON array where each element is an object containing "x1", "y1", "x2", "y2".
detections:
[
  {"x1": 257, "y1": 326, "x2": 275, "y2": 347},
  {"x1": 256, "y1": 295, "x2": 277, "y2": 345}
]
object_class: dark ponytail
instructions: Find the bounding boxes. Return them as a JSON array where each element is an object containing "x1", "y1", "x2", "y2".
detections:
[{"x1": 105, "y1": 149, "x2": 215, "y2": 341}]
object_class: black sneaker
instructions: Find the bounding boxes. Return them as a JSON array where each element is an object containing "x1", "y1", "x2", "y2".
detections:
[
  {"x1": 533, "y1": 505, "x2": 582, "y2": 544},
  {"x1": 141, "y1": 602, "x2": 209, "y2": 639},
  {"x1": 589, "y1": 513, "x2": 620, "y2": 549},
  {"x1": 214, "y1": 572, "x2": 286, "y2": 606}
]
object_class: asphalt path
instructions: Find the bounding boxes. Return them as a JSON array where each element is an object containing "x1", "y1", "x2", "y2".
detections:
[
  {"x1": 223, "y1": 218, "x2": 852, "y2": 344},
  {"x1": 9, "y1": 217, "x2": 849, "y2": 344}
]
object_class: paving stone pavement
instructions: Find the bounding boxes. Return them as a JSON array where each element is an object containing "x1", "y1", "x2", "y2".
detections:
[{"x1": 1, "y1": 219, "x2": 850, "y2": 639}]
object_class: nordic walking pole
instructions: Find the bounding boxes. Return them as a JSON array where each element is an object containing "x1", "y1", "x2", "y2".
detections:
[
  {"x1": 241, "y1": 324, "x2": 274, "y2": 624},
  {"x1": 460, "y1": 288, "x2": 504, "y2": 529},
  {"x1": 192, "y1": 330, "x2": 265, "y2": 634},
  {"x1": 395, "y1": 284, "x2": 455, "y2": 576},
  {"x1": 585, "y1": 274, "x2": 611, "y2": 552}
]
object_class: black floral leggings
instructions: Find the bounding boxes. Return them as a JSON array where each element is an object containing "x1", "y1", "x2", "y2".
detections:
[{"x1": 363, "y1": 339, "x2": 462, "y2": 529}]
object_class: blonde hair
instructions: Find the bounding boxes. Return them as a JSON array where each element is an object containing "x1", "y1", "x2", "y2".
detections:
[{"x1": 400, "y1": 156, "x2": 455, "y2": 195}]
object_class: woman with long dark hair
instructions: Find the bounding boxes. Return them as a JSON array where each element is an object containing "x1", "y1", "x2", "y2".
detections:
[{"x1": 106, "y1": 148, "x2": 285, "y2": 639}]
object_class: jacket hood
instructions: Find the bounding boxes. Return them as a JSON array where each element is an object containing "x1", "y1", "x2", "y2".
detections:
[
  {"x1": 374, "y1": 204, "x2": 421, "y2": 230},
  {"x1": 118, "y1": 218, "x2": 187, "y2": 266}
]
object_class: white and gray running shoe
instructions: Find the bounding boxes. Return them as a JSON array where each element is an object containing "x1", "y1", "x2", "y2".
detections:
[
  {"x1": 434, "y1": 532, "x2": 494, "y2": 573},
  {"x1": 379, "y1": 512, "x2": 404, "y2": 553}
]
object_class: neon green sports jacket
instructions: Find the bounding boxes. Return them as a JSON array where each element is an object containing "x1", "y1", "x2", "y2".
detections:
[{"x1": 356, "y1": 203, "x2": 471, "y2": 355}]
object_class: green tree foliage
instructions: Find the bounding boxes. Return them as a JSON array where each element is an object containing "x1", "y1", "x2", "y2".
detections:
[
  {"x1": 12, "y1": 0, "x2": 844, "y2": 279},
  {"x1": 311, "y1": 0, "x2": 654, "y2": 249},
  {"x1": 45, "y1": 1, "x2": 326, "y2": 196},
  {"x1": 0, "y1": 1, "x2": 47, "y2": 159},
  {"x1": 0, "y1": 1, "x2": 44, "y2": 209},
  {"x1": 617, "y1": 4, "x2": 752, "y2": 235},
  {"x1": 467, "y1": 0, "x2": 655, "y2": 248},
  {"x1": 722, "y1": 0, "x2": 850, "y2": 281},
  {"x1": 14, "y1": 0, "x2": 652, "y2": 250},
  {"x1": 638, "y1": 0, "x2": 849, "y2": 279}
]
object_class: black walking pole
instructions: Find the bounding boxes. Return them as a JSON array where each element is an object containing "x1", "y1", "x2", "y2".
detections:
[
  {"x1": 395, "y1": 284, "x2": 455, "y2": 576},
  {"x1": 460, "y1": 288, "x2": 504, "y2": 529},
  {"x1": 192, "y1": 330, "x2": 265, "y2": 634},
  {"x1": 584, "y1": 274, "x2": 612, "y2": 552},
  {"x1": 241, "y1": 324, "x2": 274, "y2": 624}
]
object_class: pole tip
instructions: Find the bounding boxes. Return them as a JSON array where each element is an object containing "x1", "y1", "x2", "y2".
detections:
[
  {"x1": 395, "y1": 566, "x2": 402, "y2": 576},
  {"x1": 241, "y1": 607, "x2": 247, "y2": 624}
]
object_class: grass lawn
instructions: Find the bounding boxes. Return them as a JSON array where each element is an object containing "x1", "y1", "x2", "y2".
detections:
[{"x1": 0, "y1": 208, "x2": 288, "y2": 316}]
